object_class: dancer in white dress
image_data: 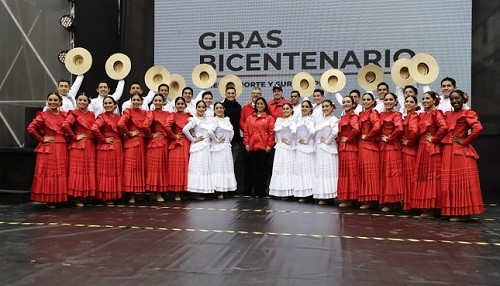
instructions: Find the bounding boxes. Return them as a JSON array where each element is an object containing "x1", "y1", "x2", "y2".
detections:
[
  {"x1": 269, "y1": 103, "x2": 297, "y2": 197},
  {"x1": 293, "y1": 100, "x2": 315, "y2": 201},
  {"x1": 312, "y1": 99, "x2": 339, "y2": 204},
  {"x1": 182, "y1": 100, "x2": 215, "y2": 198},
  {"x1": 208, "y1": 102, "x2": 237, "y2": 198}
]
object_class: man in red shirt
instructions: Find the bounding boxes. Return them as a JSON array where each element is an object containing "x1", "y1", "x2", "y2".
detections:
[
  {"x1": 240, "y1": 87, "x2": 262, "y2": 134},
  {"x1": 267, "y1": 84, "x2": 291, "y2": 119}
]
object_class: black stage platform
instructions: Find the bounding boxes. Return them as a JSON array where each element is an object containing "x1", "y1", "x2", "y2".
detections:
[{"x1": 1, "y1": 196, "x2": 499, "y2": 285}]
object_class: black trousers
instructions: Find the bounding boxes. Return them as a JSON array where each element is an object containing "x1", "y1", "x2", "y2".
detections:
[
  {"x1": 231, "y1": 142, "x2": 246, "y2": 193},
  {"x1": 248, "y1": 150, "x2": 271, "y2": 197}
]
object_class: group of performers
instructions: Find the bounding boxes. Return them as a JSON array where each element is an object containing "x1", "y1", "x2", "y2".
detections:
[{"x1": 27, "y1": 72, "x2": 484, "y2": 222}]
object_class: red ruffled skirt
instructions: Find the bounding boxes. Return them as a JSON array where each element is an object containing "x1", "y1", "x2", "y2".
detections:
[
  {"x1": 67, "y1": 140, "x2": 96, "y2": 198},
  {"x1": 31, "y1": 142, "x2": 68, "y2": 203},
  {"x1": 337, "y1": 150, "x2": 359, "y2": 201},
  {"x1": 123, "y1": 138, "x2": 146, "y2": 193},
  {"x1": 379, "y1": 149, "x2": 404, "y2": 204},
  {"x1": 440, "y1": 144, "x2": 483, "y2": 216},
  {"x1": 167, "y1": 140, "x2": 190, "y2": 192},
  {"x1": 95, "y1": 142, "x2": 123, "y2": 201},
  {"x1": 411, "y1": 141, "x2": 442, "y2": 209},
  {"x1": 146, "y1": 140, "x2": 169, "y2": 192},
  {"x1": 358, "y1": 142, "x2": 380, "y2": 202},
  {"x1": 401, "y1": 147, "x2": 417, "y2": 211}
]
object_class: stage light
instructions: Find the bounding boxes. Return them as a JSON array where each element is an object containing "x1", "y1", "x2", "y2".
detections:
[
  {"x1": 58, "y1": 50, "x2": 68, "y2": 64},
  {"x1": 60, "y1": 14, "x2": 74, "y2": 31}
]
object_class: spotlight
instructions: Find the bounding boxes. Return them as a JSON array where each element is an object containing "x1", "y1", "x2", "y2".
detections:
[
  {"x1": 60, "y1": 14, "x2": 74, "y2": 31},
  {"x1": 58, "y1": 50, "x2": 68, "y2": 64}
]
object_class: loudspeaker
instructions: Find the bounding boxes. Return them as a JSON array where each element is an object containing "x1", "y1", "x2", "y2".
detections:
[{"x1": 24, "y1": 107, "x2": 43, "y2": 148}]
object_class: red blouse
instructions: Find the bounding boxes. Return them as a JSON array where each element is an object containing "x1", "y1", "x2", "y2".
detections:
[{"x1": 337, "y1": 113, "x2": 360, "y2": 152}]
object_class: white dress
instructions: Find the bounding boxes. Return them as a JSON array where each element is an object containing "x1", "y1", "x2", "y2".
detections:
[
  {"x1": 269, "y1": 117, "x2": 296, "y2": 197},
  {"x1": 312, "y1": 115, "x2": 339, "y2": 199},
  {"x1": 293, "y1": 115, "x2": 315, "y2": 197},
  {"x1": 208, "y1": 116, "x2": 237, "y2": 192},
  {"x1": 182, "y1": 116, "x2": 215, "y2": 193}
]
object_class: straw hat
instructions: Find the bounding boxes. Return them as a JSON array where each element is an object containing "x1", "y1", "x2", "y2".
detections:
[
  {"x1": 320, "y1": 69, "x2": 346, "y2": 93},
  {"x1": 357, "y1": 64, "x2": 384, "y2": 91},
  {"x1": 408, "y1": 53, "x2": 439, "y2": 84},
  {"x1": 105, "y1": 53, "x2": 131, "y2": 80},
  {"x1": 192, "y1": 64, "x2": 217, "y2": 88},
  {"x1": 219, "y1": 75, "x2": 243, "y2": 98},
  {"x1": 169, "y1": 73, "x2": 186, "y2": 99},
  {"x1": 64, "y1": 47, "x2": 92, "y2": 75},
  {"x1": 292, "y1": 72, "x2": 316, "y2": 97},
  {"x1": 391, "y1": 58, "x2": 414, "y2": 87},
  {"x1": 144, "y1": 65, "x2": 170, "y2": 91}
]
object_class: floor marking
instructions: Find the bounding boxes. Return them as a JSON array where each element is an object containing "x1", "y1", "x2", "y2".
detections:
[{"x1": 1, "y1": 220, "x2": 498, "y2": 246}]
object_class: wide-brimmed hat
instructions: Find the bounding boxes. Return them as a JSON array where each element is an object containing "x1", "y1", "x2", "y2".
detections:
[
  {"x1": 320, "y1": 69, "x2": 346, "y2": 93},
  {"x1": 357, "y1": 64, "x2": 384, "y2": 91},
  {"x1": 64, "y1": 47, "x2": 92, "y2": 75},
  {"x1": 105, "y1": 53, "x2": 131, "y2": 80},
  {"x1": 391, "y1": 58, "x2": 414, "y2": 87},
  {"x1": 219, "y1": 75, "x2": 243, "y2": 98},
  {"x1": 144, "y1": 65, "x2": 170, "y2": 91},
  {"x1": 192, "y1": 64, "x2": 217, "y2": 89},
  {"x1": 169, "y1": 73, "x2": 186, "y2": 99},
  {"x1": 292, "y1": 72, "x2": 316, "y2": 97},
  {"x1": 409, "y1": 53, "x2": 439, "y2": 84}
]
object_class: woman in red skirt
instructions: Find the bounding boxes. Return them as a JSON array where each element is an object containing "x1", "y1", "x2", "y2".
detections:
[
  {"x1": 91, "y1": 96, "x2": 123, "y2": 204},
  {"x1": 142, "y1": 94, "x2": 173, "y2": 202},
  {"x1": 411, "y1": 91, "x2": 448, "y2": 217},
  {"x1": 166, "y1": 97, "x2": 192, "y2": 201},
  {"x1": 401, "y1": 95, "x2": 420, "y2": 211},
  {"x1": 118, "y1": 93, "x2": 149, "y2": 203},
  {"x1": 27, "y1": 92, "x2": 68, "y2": 207},
  {"x1": 62, "y1": 92, "x2": 96, "y2": 207},
  {"x1": 357, "y1": 93, "x2": 381, "y2": 209},
  {"x1": 441, "y1": 90, "x2": 483, "y2": 221},
  {"x1": 337, "y1": 95, "x2": 360, "y2": 208},
  {"x1": 378, "y1": 92, "x2": 404, "y2": 212}
]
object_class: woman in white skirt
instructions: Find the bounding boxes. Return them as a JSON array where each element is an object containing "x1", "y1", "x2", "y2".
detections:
[
  {"x1": 269, "y1": 103, "x2": 297, "y2": 198},
  {"x1": 293, "y1": 100, "x2": 315, "y2": 202},
  {"x1": 208, "y1": 102, "x2": 237, "y2": 199},
  {"x1": 182, "y1": 100, "x2": 214, "y2": 199},
  {"x1": 312, "y1": 99, "x2": 339, "y2": 205}
]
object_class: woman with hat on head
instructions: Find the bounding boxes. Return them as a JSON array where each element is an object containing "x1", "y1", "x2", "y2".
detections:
[
  {"x1": 62, "y1": 92, "x2": 96, "y2": 207},
  {"x1": 244, "y1": 97, "x2": 275, "y2": 197},
  {"x1": 27, "y1": 92, "x2": 68, "y2": 208},
  {"x1": 440, "y1": 90, "x2": 483, "y2": 222},
  {"x1": 411, "y1": 91, "x2": 448, "y2": 217},
  {"x1": 378, "y1": 92, "x2": 404, "y2": 212},
  {"x1": 292, "y1": 100, "x2": 315, "y2": 202},
  {"x1": 312, "y1": 99, "x2": 339, "y2": 205},
  {"x1": 141, "y1": 93, "x2": 174, "y2": 202},
  {"x1": 401, "y1": 95, "x2": 420, "y2": 211},
  {"x1": 337, "y1": 95, "x2": 360, "y2": 208},
  {"x1": 166, "y1": 97, "x2": 192, "y2": 201},
  {"x1": 269, "y1": 103, "x2": 297, "y2": 199},
  {"x1": 182, "y1": 100, "x2": 215, "y2": 199},
  {"x1": 91, "y1": 96, "x2": 123, "y2": 204},
  {"x1": 207, "y1": 102, "x2": 237, "y2": 198},
  {"x1": 118, "y1": 93, "x2": 149, "y2": 203},
  {"x1": 357, "y1": 92, "x2": 381, "y2": 210}
]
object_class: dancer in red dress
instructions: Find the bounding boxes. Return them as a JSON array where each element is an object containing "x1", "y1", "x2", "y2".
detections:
[
  {"x1": 118, "y1": 93, "x2": 149, "y2": 203},
  {"x1": 441, "y1": 90, "x2": 484, "y2": 221},
  {"x1": 91, "y1": 96, "x2": 123, "y2": 203},
  {"x1": 27, "y1": 92, "x2": 68, "y2": 207},
  {"x1": 62, "y1": 92, "x2": 96, "y2": 207},
  {"x1": 357, "y1": 93, "x2": 381, "y2": 209},
  {"x1": 337, "y1": 95, "x2": 360, "y2": 207},
  {"x1": 401, "y1": 95, "x2": 420, "y2": 211},
  {"x1": 166, "y1": 97, "x2": 192, "y2": 201},
  {"x1": 142, "y1": 93, "x2": 173, "y2": 201},
  {"x1": 378, "y1": 92, "x2": 404, "y2": 212},
  {"x1": 411, "y1": 91, "x2": 448, "y2": 217}
]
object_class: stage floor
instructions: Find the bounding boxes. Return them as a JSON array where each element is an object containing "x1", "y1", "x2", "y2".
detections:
[{"x1": 1, "y1": 195, "x2": 499, "y2": 285}]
